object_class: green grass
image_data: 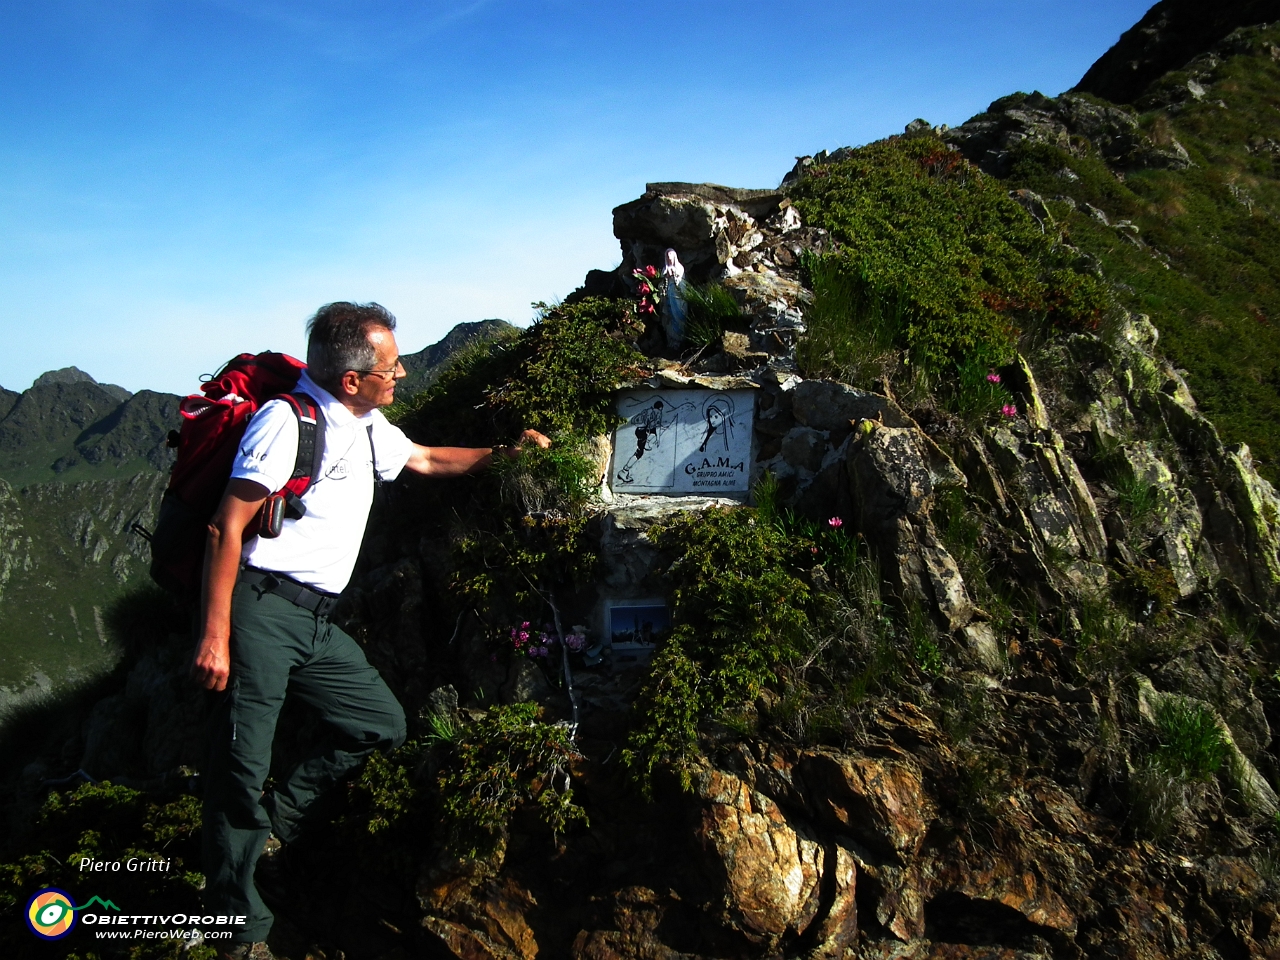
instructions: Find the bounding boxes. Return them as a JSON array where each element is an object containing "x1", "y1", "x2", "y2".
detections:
[
  {"x1": 1112, "y1": 470, "x2": 1163, "y2": 528},
  {"x1": 1151, "y1": 698, "x2": 1229, "y2": 783},
  {"x1": 681, "y1": 282, "x2": 745, "y2": 350},
  {"x1": 795, "y1": 256, "x2": 905, "y2": 387}
]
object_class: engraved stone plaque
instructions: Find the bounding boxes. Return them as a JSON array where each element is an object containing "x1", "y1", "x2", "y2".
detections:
[{"x1": 610, "y1": 388, "x2": 754, "y2": 495}]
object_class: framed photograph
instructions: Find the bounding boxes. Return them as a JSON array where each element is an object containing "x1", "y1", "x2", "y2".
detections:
[{"x1": 606, "y1": 599, "x2": 670, "y2": 664}]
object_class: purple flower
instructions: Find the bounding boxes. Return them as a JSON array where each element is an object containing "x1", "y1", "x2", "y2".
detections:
[
  {"x1": 828, "y1": 517, "x2": 844, "y2": 529},
  {"x1": 565, "y1": 633, "x2": 586, "y2": 652}
]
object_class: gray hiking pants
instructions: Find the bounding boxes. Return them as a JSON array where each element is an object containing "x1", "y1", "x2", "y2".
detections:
[{"x1": 201, "y1": 579, "x2": 406, "y2": 943}]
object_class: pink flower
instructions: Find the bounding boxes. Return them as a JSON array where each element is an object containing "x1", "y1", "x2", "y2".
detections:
[
  {"x1": 643, "y1": 265, "x2": 658, "y2": 278},
  {"x1": 986, "y1": 372, "x2": 1001, "y2": 384},
  {"x1": 1001, "y1": 404, "x2": 1018, "y2": 418},
  {"x1": 828, "y1": 517, "x2": 843, "y2": 529}
]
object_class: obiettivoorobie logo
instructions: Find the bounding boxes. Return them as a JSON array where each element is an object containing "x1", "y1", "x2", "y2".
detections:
[
  {"x1": 24, "y1": 886, "x2": 246, "y2": 943},
  {"x1": 25, "y1": 889, "x2": 120, "y2": 940}
]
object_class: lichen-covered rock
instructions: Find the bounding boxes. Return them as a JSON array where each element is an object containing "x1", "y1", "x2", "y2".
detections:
[
  {"x1": 423, "y1": 876, "x2": 540, "y2": 960},
  {"x1": 691, "y1": 765, "x2": 828, "y2": 946},
  {"x1": 944, "y1": 91, "x2": 1191, "y2": 178},
  {"x1": 846, "y1": 421, "x2": 978, "y2": 635},
  {"x1": 1135, "y1": 675, "x2": 1279, "y2": 817},
  {"x1": 798, "y1": 751, "x2": 930, "y2": 860},
  {"x1": 1223, "y1": 443, "x2": 1280, "y2": 605}
]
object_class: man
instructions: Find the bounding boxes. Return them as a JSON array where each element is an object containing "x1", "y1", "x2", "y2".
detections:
[{"x1": 192, "y1": 302, "x2": 547, "y2": 957}]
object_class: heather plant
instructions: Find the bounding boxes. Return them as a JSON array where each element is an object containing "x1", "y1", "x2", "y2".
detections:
[
  {"x1": 623, "y1": 508, "x2": 814, "y2": 786},
  {"x1": 790, "y1": 136, "x2": 1111, "y2": 380},
  {"x1": 436, "y1": 703, "x2": 586, "y2": 857}
]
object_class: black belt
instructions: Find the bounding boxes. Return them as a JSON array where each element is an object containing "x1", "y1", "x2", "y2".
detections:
[{"x1": 240, "y1": 567, "x2": 339, "y2": 618}]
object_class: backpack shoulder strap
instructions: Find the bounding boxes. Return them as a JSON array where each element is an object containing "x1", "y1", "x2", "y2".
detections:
[{"x1": 276, "y1": 393, "x2": 326, "y2": 506}]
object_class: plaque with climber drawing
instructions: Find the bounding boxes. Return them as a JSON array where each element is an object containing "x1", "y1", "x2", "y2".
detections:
[{"x1": 611, "y1": 388, "x2": 754, "y2": 495}]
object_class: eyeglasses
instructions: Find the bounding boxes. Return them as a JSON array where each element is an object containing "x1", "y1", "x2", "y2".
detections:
[{"x1": 355, "y1": 358, "x2": 403, "y2": 380}]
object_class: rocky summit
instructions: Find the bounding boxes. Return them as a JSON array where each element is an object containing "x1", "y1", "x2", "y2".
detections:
[{"x1": 6, "y1": 6, "x2": 1280, "y2": 960}]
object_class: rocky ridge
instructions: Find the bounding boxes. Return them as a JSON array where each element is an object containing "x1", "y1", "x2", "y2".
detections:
[
  {"x1": 38, "y1": 163, "x2": 1280, "y2": 959},
  {"x1": 1074, "y1": 0, "x2": 1280, "y2": 106}
]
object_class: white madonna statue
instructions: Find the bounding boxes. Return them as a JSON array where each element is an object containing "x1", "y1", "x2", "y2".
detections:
[{"x1": 661, "y1": 248, "x2": 688, "y2": 348}]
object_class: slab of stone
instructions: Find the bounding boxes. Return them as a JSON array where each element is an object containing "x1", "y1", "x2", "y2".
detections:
[{"x1": 611, "y1": 388, "x2": 755, "y2": 496}]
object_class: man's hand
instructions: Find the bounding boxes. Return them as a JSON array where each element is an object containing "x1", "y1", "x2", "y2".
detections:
[
  {"x1": 192, "y1": 634, "x2": 232, "y2": 692},
  {"x1": 405, "y1": 428, "x2": 553, "y2": 477},
  {"x1": 509, "y1": 429, "x2": 551, "y2": 454}
]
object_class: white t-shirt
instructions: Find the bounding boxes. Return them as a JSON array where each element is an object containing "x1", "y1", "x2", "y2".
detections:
[{"x1": 230, "y1": 371, "x2": 415, "y2": 594}]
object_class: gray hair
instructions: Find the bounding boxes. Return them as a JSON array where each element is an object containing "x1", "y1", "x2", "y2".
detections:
[{"x1": 305, "y1": 302, "x2": 397, "y2": 390}]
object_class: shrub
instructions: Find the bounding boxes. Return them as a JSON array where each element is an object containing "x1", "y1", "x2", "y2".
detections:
[
  {"x1": 489, "y1": 439, "x2": 601, "y2": 516},
  {"x1": 790, "y1": 136, "x2": 1111, "y2": 378},
  {"x1": 0, "y1": 782, "x2": 210, "y2": 960},
  {"x1": 346, "y1": 745, "x2": 422, "y2": 836},
  {"x1": 623, "y1": 508, "x2": 814, "y2": 785},
  {"x1": 436, "y1": 703, "x2": 586, "y2": 857},
  {"x1": 394, "y1": 296, "x2": 644, "y2": 445}
]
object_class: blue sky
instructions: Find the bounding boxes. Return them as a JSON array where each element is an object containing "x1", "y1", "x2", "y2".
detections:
[{"x1": 0, "y1": 0, "x2": 1153, "y2": 396}]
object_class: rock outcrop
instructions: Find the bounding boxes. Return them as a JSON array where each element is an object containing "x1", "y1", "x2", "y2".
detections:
[{"x1": 1073, "y1": 0, "x2": 1280, "y2": 105}]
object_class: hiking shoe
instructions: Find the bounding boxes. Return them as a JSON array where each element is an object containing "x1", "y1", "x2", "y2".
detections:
[{"x1": 260, "y1": 833, "x2": 283, "y2": 859}]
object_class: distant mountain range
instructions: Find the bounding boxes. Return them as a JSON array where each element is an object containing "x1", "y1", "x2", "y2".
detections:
[{"x1": 0, "y1": 320, "x2": 514, "y2": 700}]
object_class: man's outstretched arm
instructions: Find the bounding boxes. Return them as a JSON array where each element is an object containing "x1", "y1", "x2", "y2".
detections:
[
  {"x1": 192, "y1": 478, "x2": 269, "y2": 692},
  {"x1": 404, "y1": 428, "x2": 551, "y2": 477}
]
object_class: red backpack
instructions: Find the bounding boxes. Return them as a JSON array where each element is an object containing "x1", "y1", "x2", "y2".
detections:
[{"x1": 146, "y1": 352, "x2": 326, "y2": 599}]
